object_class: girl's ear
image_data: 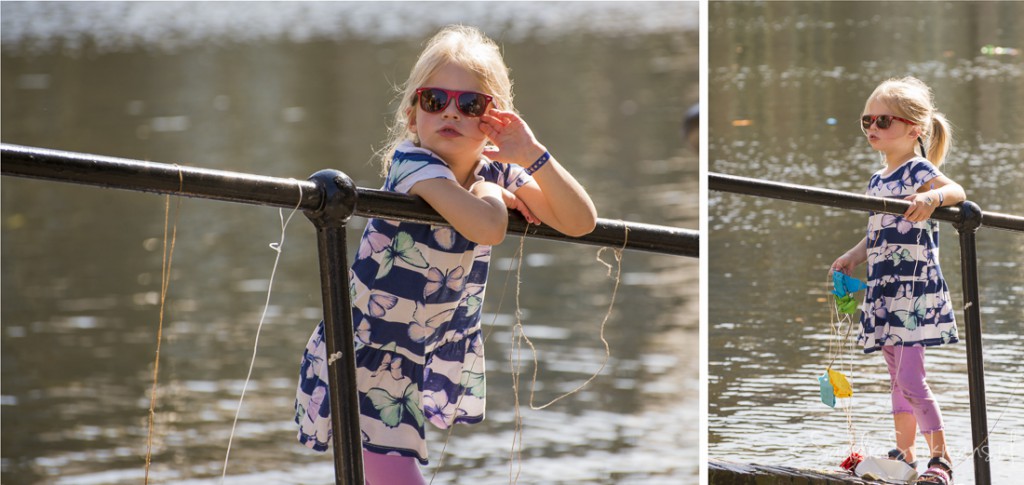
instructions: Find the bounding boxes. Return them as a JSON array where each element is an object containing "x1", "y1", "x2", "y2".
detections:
[{"x1": 406, "y1": 107, "x2": 417, "y2": 133}]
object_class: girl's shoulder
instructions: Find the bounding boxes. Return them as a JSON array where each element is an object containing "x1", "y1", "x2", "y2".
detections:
[
  {"x1": 867, "y1": 157, "x2": 944, "y2": 196},
  {"x1": 384, "y1": 141, "x2": 456, "y2": 193},
  {"x1": 392, "y1": 141, "x2": 450, "y2": 167},
  {"x1": 874, "y1": 157, "x2": 942, "y2": 181},
  {"x1": 905, "y1": 156, "x2": 943, "y2": 184},
  {"x1": 907, "y1": 156, "x2": 940, "y2": 172}
]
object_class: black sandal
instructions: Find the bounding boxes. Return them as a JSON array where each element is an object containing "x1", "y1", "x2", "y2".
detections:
[
  {"x1": 915, "y1": 456, "x2": 952, "y2": 484},
  {"x1": 888, "y1": 448, "x2": 919, "y2": 469}
]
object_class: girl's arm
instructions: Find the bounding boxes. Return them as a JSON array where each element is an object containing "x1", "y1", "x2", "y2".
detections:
[
  {"x1": 831, "y1": 237, "x2": 867, "y2": 276},
  {"x1": 409, "y1": 178, "x2": 512, "y2": 246},
  {"x1": 509, "y1": 159, "x2": 597, "y2": 237},
  {"x1": 480, "y1": 110, "x2": 598, "y2": 237},
  {"x1": 903, "y1": 175, "x2": 966, "y2": 222}
]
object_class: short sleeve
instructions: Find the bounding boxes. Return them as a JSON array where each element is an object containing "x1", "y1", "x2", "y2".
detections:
[
  {"x1": 475, "y1": 159, "x2": 534, "y2": 193},
  {"x1": 908, "y1": 158, "x2": 944, "y2": 192},
  {"x1": 503, "y1": 164, "x2": 533, "y2": 193},
  {"x1": 385, "y1": 145, "x2": 457, "y2": 194}
]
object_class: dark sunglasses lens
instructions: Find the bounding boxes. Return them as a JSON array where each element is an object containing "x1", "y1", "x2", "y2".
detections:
[
  {"x1": 861, "y1": 115, "x2": 896, "y2": 130},
  {"x1": 457, "y1": 93, "x2": 489, "y2": 117},
  {"x1": 419, "y1": 89, "x2": 449, "y2": 113}
]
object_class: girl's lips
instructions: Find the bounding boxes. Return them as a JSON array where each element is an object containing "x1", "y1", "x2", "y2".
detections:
[{"x1": 438, "y1": 127, "x2": 462, "y2": 137}]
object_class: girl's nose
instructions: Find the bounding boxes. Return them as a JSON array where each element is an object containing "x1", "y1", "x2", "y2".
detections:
[{"x1": 442, "y1": 102, "x2": 461, "y2": 119}]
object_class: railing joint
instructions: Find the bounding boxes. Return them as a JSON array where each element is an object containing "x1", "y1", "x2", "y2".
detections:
[
  {"x1": 305, "y1": 169, "x2": 357, "y2": 228},
  {"x1": 953, "y1": 200, "x2": 983, "y2": 234}
]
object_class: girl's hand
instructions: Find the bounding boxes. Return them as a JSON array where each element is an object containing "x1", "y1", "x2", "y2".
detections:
[
  {"x1": 499, "y1": 186, "x2": 540, "y2": 225},
  {"x1": 830, "y1": 254, "x2": 858, "y2": 276},
  {"x1": 903, "y1": 191, "x2": 938, "y2": 222},
  {"x1": 831, "y1": 237, "x2": 868, "y2": 277},
  {"x1": 470, "y1": 181, "x2": 539, "y2": 225},
  {"x1": 478, "y1": 109, "x2": 547, "y2": 167},
  {"x1": 479, "y1": 109, "x2": 597, "y2": 237}
]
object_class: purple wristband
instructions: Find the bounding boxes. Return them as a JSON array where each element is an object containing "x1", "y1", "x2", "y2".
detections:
[{"x1": 525, "y1": 151, "x2": 551, "y2": 175}]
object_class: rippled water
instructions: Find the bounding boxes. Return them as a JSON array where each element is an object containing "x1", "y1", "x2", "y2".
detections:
[
  {"x1": 1, "y1": 2, "x2": 698, "y2": 484},
  {"x1": 709, "y1": 3, "x2": 1023, "y2": 483}
]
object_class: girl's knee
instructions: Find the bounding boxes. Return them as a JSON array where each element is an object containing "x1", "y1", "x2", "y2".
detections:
[
  {"x1": 892, "y1": 408, "x2": 916, "y2": 418},
  {"x1": 893, "y1": 373, "x2": 930, "y2": 398}
]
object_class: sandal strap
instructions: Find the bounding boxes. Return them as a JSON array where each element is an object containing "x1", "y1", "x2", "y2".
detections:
[
  {"x1": 926, "y1": 456, "x2": 953, "y2": 473},
  {"x1": 916, "y1": 466, "x2": 951, "y2": 485},
  {"x1": 887, "y1": 448, "x2": 918, "y2": 468}
]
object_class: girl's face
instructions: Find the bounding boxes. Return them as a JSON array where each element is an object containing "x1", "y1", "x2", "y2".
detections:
[
  {"x1": 409, "y1": 63, "x2": 491, "y2": 168},
  {"x1": 862, "y1": 98, "x2": 919, "y2": 160}
]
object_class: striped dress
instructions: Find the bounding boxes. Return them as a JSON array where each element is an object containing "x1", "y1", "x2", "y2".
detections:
[
  {"x1": 295, "y1": 140, "x2": 532, "y2": 463},
  {"x1": 858, "y1": 157, "x2": 958, "y2": 353}
]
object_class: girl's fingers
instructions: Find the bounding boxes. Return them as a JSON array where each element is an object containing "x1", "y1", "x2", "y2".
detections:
[
  {"x1": 480, "y1": 113, "x2": 502, "y2": 125},
  {"x1": 479, "y1": 117, "x2": 503, "y2": 134},
  {"x1": 481, "y1": 112, "x2": 509, "y2": 128},
  {"x1": 520, "y1": 206, "x2": 538, "y2": 224},
  {"x1": 479, "y1": 125, "x2": 494, "y2": 139},
  {"x1": 480, "y1": 116, "x2": 513, "y2": 140},
  {"x1": 485, "y1": 109, "x2": 526, "y2": 130},
  {"x1": 486, "y1": 108, "x2": 515, "y2": 119}
]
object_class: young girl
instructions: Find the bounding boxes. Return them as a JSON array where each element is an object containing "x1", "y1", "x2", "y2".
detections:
[
  {"x1": 831, "y1": 77, "x2": 966, "y2": 485},
  {"x1": 295, "y1": 25, "x2": 597, "y2": 484}
]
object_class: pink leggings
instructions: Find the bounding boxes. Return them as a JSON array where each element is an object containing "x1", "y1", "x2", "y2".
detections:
[
  {"x1": 363, "y1": 449, "x2": 426, "y2": 485},
  {"x1": 883, "y1": 346, "x2": 944, "y2": 433}
]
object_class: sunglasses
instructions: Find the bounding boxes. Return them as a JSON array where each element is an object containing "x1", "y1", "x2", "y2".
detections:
[
  {"x1": 415, "y1": 87, "x2": 493, "y2": 117},
  {"x1": 860, "y1": 114, "x2": 915, "y2": 132}
]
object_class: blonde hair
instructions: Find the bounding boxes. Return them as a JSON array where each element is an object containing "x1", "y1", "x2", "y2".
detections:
[
  {"x1": 865, "y1": 76, "x2": 953, "y2": 166},
  {"x1": 377, "y1": 25, "x2": 515, "y2": 175}
]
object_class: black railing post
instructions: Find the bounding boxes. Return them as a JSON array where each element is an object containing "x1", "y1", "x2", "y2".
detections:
[
  {"x1": 305, "y1": 169, "x2": 362, "y2": 485},
  {"x1": 952, "y1": 200, "x2": 990, "y2": 485}
]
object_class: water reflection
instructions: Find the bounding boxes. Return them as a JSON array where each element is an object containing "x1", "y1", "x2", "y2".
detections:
[
  {"x1": 1, "y1": 2, "x2": 698, "y2": 484},
  {"x1": 709, "y1": 3, "x2": 1023, "y2": 483}
]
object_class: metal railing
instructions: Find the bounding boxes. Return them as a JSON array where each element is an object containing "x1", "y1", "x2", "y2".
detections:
[
  {"x1": 1, "y1": 143, "x2": 698, "y2": 484},
  {"x1": 711, "y1": 171, "x2": 1024, "y2": 485}
]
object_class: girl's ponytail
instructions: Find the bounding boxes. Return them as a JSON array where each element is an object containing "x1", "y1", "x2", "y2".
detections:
[{"x1": 927, "y1": 111, "x2": 953, "y2": 167}]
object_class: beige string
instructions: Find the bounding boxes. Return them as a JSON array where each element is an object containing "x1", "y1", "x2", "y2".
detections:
[
  {"x1": 508, "y1": 224, "x2": 627, "y2": 484},
  {"x1": 524, "y1": 235, "x2": 625, "y2": 410},
  {"x1": 428, "y1": 223, "x2": 628, "y2": 485},
  {"x1": 145, "y1": 166, "x2": 183, "y2": 484},
  {"x1": 220, "y1": 181, "x2": 303, "y2": 483},
  {"x1": 429, "y1": 224, "x2": 529, "y2": 485}
]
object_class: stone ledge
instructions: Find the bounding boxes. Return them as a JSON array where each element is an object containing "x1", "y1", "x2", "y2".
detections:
[{"x1": 709, "y1": 459, "x2": 879, "y2": 485}]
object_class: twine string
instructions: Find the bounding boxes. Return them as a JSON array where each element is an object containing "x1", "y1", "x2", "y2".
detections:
[
  {"x1": 220, "y1": 181, "x2": 303, "y2": 483},
  {"x1": 144, "y1": 166, "x2": 184, "y2": 484}
]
